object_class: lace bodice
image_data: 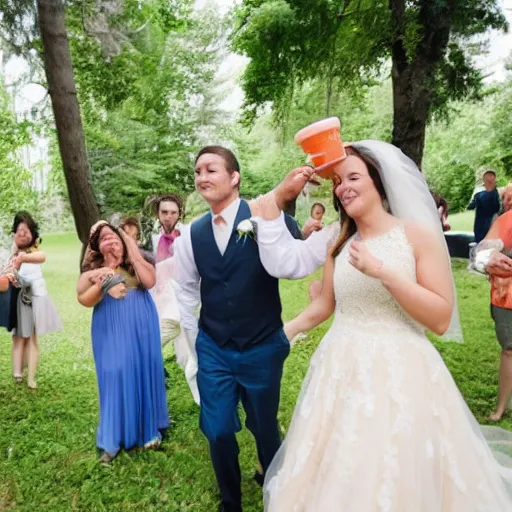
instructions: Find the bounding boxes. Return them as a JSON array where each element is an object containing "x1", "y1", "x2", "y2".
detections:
[{"x1": 334, "y1": 224, "x2": 422, "y2": 333}]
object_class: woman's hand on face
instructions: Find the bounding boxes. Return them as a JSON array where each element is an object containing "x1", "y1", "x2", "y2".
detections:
[
  {"x1": 348, "y1": 241, "x2": 383, "y2": 278},
  {"x1": 118, "y1": 228, "x2": 138, "y2": 253},
  {"x1": 107, "y1": 282, "x2": 127, "y2": 299}
]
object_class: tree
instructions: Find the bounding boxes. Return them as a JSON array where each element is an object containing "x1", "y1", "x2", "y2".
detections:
[
  {"x1": 70, "y1": 2, "x2": 227, "y2": 216},
  {"x1": 0, "y1": 0, "x2": 100, "y2": 244},
  {"x1": 0, "y1": 0, "x2": 225, "y2": 240},
  {"x1": 37, "y1": 0, "x2": 99, "y2": 244},
  {"x1": 232, "y1": 0, "x2": 507, "y2": 166}
]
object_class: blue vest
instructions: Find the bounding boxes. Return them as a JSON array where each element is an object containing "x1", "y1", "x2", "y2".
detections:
[{"x1": 190, "y1": 200, "x2": 283, "y2": 350}]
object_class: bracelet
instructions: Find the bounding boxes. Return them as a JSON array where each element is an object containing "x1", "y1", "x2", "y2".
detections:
[{"x1": 132, "y1": 258, "x2": 144, "y2": 265}]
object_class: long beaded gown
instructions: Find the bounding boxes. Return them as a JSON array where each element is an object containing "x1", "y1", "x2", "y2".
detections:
[{"x1": 264, "y1": 224, "x2": 512, "y2": 511}]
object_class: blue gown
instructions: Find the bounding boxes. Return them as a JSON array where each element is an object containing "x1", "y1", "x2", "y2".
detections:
[{"x1": 91, "y1": 275, "x2": 169, "y2": 455}]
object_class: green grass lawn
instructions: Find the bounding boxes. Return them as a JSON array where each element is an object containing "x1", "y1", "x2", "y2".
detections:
[
  {"x1": 0, "y1": 233, "x2": 509, "y2": 511},
  {"x1": 448, "y1": 210, "x2": 474, "y2": 232}
]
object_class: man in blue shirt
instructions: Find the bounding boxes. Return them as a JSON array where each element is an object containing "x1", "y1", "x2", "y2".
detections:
[{"x1": 468, "y1": 169, "x2": 501, "y2": 243}]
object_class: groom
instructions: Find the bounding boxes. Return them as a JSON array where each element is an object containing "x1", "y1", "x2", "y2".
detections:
[{"x1": 175, "y1": 146, "x2": 308, "y2": 512}]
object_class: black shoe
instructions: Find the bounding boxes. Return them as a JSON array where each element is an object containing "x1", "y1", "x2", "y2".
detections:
[
  {"x1": 253, "y1": 471, "x2": 264, "y2": 487},
  {"x1": 218, "y1": 505, "x2": 242, "y2": 512}
]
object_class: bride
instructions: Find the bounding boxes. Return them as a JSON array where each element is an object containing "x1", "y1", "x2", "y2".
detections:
[{"x1": 255, "y1": 141, "x2": 512, "y2": 511}]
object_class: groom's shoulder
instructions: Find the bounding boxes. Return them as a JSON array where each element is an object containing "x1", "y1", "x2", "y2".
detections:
[{"x1": 189, "y1": 212, "x2": 211, "y2": 232}]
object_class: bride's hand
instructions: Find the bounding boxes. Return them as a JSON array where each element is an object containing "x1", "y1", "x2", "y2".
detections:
[{"x1": 348, "y1": 241, "x2": 383, "y2": 278}]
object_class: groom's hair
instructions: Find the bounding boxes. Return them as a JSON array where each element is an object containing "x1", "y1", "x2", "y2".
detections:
[{"x1": 195, "y1": 145, "x2": 241, "y2": 189}]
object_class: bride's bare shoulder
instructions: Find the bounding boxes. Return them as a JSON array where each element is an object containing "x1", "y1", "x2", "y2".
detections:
[{"x1": 403, "y1": 221, "x2": 444, "y2": 253}]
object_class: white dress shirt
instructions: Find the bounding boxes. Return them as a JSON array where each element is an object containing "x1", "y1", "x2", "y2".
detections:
[
  {"x1": 251, "y1": 212, "x2": 340, "y2": 279},
  {"x1": 212, "y1": 197, "x2": 241, "y2": 256},
  {"x1": 174, "y1": 198, "x2": 241, "y2": 330}
]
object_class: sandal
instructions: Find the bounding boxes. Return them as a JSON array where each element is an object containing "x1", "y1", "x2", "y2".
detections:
[
  {"x1": 99, "y1": 451, "x2": 115, "y2": 464},
  {"x1": 143, "y1": 436, "x2": 162, "y2": 450}
]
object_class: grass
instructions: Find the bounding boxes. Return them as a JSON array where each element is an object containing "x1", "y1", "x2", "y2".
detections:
[
  {"x1": 448, "y1": 210, "x2": 474, "y2": 232},
  {"x1": 0, "y1": 233, "x2": 510, "y2": 511}
]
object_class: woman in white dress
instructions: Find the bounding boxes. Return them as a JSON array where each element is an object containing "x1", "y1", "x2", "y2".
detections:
[
  {"x1": 10, "y1": 212, "x2": 62, "y2": 389},
  {"x1": 261, "y1": 141, "x2": 512, "y2": 511}
]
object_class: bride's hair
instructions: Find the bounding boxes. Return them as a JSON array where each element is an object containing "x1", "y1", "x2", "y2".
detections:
[{"x1": 331, "y1": 146, "x2": 387, "y2": 258}]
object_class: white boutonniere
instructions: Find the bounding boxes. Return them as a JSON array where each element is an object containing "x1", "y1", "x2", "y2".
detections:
[{"x1": 236, "y1": 219, "x2": 255, "y2": 245}]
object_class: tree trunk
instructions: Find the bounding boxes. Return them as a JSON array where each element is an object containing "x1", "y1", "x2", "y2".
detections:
[
  {"x1": 390, "y1": 60, "x2": 430, "y2": 169},
  {"x1": 37, "y1": 0, "x2": 99, "y2": 247},
  {"x1": 326, "y1": 74, "x2": 333, "y2": 117},
  {"x1": 389, "y1": 0, "x2": 452, "y2": 169}
]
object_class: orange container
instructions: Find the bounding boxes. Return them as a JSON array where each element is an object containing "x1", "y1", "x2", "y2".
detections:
[{"x1": 294, "y1": 117, "x2": 346, "y2": 179}]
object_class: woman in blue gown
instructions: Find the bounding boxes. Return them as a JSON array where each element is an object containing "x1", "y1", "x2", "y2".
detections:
[{"x1": 77, "y1": 223, "x2": 169, "y2": 463}]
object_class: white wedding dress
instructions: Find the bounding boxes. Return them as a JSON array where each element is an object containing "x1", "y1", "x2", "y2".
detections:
[{"x1": 264, "y1": 224, "x2": 512, "y2": 511}]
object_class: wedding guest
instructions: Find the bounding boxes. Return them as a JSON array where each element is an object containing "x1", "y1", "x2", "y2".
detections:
[
  {"x1": 475, "y1": 185, "x2": 512, "y2": 421},
  {"x1": 120, "y1": 216, "x2": 155, "y2": 264},
  {"x1": 10, "y1": 212, "x2": 62, "y2": 389},
  {"x1": 151, "y1": 194, "x2": 182, "y2": 260},
  {"x1": 431, "y1": 191, "x2": 451, "y2": 232},
  {"x1": 147, "y1": 194, "x2": 200, "y2": 404},
  {"x1": 468, "y1": 169, "x2": 500, "y2": 243},
  {"x1": 119, "y1": 216, "x2": 141, "y2": 242},
  {"x1": 302, "y1": 202, "x2": 326, "y2": 239},
  {"x1": 77, "y1": 223, "x2": 169, "y2": 463}
]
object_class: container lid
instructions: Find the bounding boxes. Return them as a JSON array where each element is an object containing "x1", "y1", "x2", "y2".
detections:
[{"x1": 294, "y1": 117, "x2": 341, "y2": 145}]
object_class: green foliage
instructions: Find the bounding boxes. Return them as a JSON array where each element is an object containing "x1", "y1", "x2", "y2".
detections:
[
  {"x1": 233, "y1": 0, "x2": 388, "y2": 124},
  {"x1": 0, "y1": 0, "x2": 38, "y2": 55},
  {"x1": 64, "y1": 1, "x2": 227, "y2": 216},
  {"x1": 424, "y1": 80, "x2": 512, "y2": 212},
  {"x1": 231, "y1": 80, "x2": 393, "y2": 204},
  {"x1": 232, "y1": 0, "x2": 506, "y2": 141},
  {"x1": 1, "y1": 0, "x2": 226, "y2": 222},
  {"x1": 86, "y1": 113, "x2": 195, "y2": 216},
  {"x1": 0, "y1": 84, "x2": 38, "y2": 232},
  {"x1": 232, "y1": 69, "x2": 512, "y2": 217}
]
